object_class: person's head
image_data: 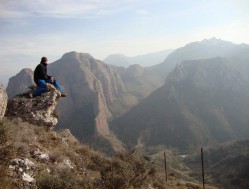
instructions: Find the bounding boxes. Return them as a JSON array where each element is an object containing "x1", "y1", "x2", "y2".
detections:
[{"x1": 40, "y1": 57, "x2": 48, "y2": 64}]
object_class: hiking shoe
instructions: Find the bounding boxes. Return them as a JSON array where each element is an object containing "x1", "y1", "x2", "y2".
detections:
[
  {"x1": 28, "y1": 92, "x2": 33, "y2": 98},
  {"x1": 61, "y1": 93, "x2": 67, "y2": 97}
]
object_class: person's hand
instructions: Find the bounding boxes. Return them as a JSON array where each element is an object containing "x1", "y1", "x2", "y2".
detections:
[{"x1": 50, "y1": 77, "x2": 54, "y2": 82}]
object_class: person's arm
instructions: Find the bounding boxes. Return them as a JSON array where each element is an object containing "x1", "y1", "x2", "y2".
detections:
[{"x1": 40, "y1": 64, "x2": 52, "y2": 80}]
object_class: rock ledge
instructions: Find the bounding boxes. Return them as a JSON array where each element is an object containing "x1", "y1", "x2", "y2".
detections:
[{"x1": 6, "y1": 91, "x2": 60, "y2": 128}]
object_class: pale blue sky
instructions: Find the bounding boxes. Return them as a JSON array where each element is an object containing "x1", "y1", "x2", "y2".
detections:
[{"x1": 1, "y1": 0, "x2": 249, "y2": 85}]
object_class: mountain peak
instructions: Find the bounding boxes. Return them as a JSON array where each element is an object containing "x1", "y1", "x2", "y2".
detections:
[
  {"x1": 106, "y1": 54, "x2": 126, "y2": 58},
  {"x1": 200, "y1": 37, "x2": 234, "y2": 46},
  {"x1": 61, "y1": 51, "x2": 94, "y2": 61},
  {"x1": 183, "y1": 38, "x2": 235, "y2": 49}
]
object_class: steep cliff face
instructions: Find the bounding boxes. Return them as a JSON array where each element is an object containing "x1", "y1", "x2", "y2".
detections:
[
  {"x1": 0, "y1": 85, "x2": 8, "y2": 120},
  {"x1": 48, "y1": 52, "x2": 127, "y2": 140},
  {"x1": 6, "y1": 68, "x2": 34, "y2": 98}
]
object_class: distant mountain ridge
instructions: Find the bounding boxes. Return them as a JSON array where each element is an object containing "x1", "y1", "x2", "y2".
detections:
[
  {"x1": 151, "y1": 37, "x2": 249, "y2": 81},
  {"x1": 103, "y1": 49, "x2": 174, "y2": 67}
]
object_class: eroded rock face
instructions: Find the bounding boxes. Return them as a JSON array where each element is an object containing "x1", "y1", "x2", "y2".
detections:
[
  {"x1": 6, "y1": 91, "x2": 60, "y2": 128},
  {"x1": 0, "y1": 84, "x2": 8, "y2": 120}
]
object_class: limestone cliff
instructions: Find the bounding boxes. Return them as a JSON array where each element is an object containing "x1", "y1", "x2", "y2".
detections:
[
  {"x1": 6, "y1": 91, "x2": 60, "y2": 128},
  {"x1": 0, "y1": 85, "x2": 8, "y2": 120}
]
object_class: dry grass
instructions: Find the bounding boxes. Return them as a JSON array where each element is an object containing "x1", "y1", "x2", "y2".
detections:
[{"x1": 0, "y1": 117, "x2": 219, "y2": 189}]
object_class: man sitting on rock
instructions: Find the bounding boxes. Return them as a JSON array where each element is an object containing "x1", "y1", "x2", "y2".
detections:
[{"x1": 30, "y1": 57, "x2": 67, "y2": 98}]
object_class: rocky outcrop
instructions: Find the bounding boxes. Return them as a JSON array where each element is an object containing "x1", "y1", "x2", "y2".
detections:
[
  {"x1": 9, "y1": 158, "x2": 36, "y2": 185},
  {"x1": 6, "y1": 68, "x2": 34, "y2": 98},
  {"x1": 6, "y1": 91, "x2": 60, "y2": 128},
  {"x1": 0, "y1": 85, "x2": 8, "y2": 120}
]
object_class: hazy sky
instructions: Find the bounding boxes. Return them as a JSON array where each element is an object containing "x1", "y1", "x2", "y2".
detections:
[{"x1": 1, "y1": 0, "x2": 249, "y2": 85}]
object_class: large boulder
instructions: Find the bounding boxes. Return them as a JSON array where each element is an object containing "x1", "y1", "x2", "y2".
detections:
[
  {"x1": 0, "y1": 84, "x2": 8, "y2": 120},
  {"x1": 5, "y1": 91, "x2": 60, "y2": 128}
]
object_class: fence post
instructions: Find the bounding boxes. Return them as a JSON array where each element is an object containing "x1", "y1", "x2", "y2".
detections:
[
  {"x1": 164, "y1": 152, "x2": 168, "y2": 183},
  {"x1": 201, "y1": 147, "x2": 205, "y2": 189}
]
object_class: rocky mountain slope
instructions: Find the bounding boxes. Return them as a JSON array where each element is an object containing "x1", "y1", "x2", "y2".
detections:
[
  {"x1": 0, "y1": 118, "x2": 158, "y2": 189},
  {"x1": 111, "y1": 56, "x2": 249, "y2": 151}
]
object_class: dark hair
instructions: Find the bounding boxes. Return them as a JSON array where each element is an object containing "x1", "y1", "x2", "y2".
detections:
[{"x1": 40, "y1": 57, "x2": 48, "y2": 64}]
